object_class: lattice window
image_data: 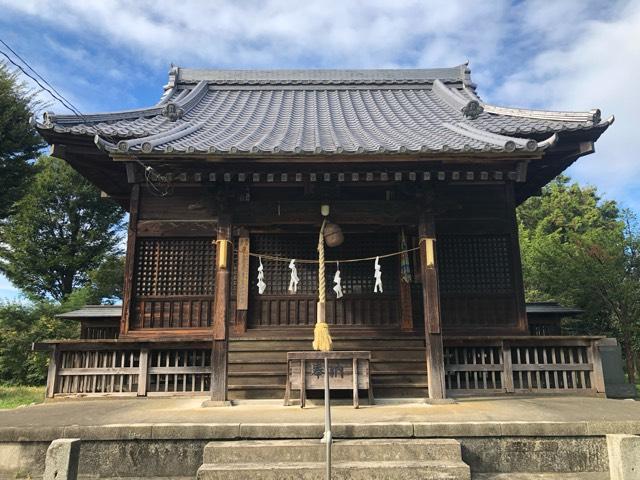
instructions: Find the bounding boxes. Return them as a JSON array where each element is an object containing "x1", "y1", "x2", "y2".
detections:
[
  {"x1": 250, "y1": 233, "x2": 398, "y2": 295},
  {"x1": 437, "y1": 234, "x2": 512, "y2": 295},
  {"x1": 134, "y1": 238, "x2": 216, "y2": 296}
]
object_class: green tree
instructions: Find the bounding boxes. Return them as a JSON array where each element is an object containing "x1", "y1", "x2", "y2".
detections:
[
  {"x1": 0, "y1": 156, "x2": 125, "y2": 301},
  {"x1": 0, "y1": 301, "x2": 79, "y2": 385},
  {"x1": 0, "y1": 62, "x2": 44, "y2": 219},
  {"x1": 518, "y1": 176, "x2": 640, "y2": 381},
  {"x1": 64, "y1": 253, "x2": 125, "y2": 307}
]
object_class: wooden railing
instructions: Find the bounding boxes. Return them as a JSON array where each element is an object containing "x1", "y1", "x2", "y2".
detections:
[
  {"x1": 443, "y1": 336, "x2": 606, "y2": 396},
  {"x1": 38, "y1": 336, "x2": 606, "y2": 398},
  {"x1": 41, "y1": 341, "x2": 212, "y2": 398}
]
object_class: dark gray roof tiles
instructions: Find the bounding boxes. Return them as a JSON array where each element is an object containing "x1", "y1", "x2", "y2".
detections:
[
  {"x1": 37, "y1": 65, "x2": 613, "y2": 157},
  {"x1": 56, "y1": 305, "x2": 122, "y2": 319}
]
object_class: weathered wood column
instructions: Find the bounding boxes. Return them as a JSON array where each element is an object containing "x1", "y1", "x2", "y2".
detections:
[
  {"x1": 120, "y1": 183, "x2": 140, "y2": 336},
  {"x1": 209, "y1": 216, "x2": 232, "y2": 404},
  {"x1": 419, "y1": 213, "x2": 446, "y2": 400}
]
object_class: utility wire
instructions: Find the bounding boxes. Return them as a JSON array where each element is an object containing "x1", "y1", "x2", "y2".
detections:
[
  {"x1": 0, "y1": 38, "x2": 173, "y2": 196},
  {"x1": 0, "y1": 38, "x2": 84, "y2": 118},
  {"x1": 0, "y1": 37, "x2": 120, "y2": 146}
]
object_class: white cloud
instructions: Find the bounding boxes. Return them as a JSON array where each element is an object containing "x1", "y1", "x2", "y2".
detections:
[{"x1": 486, "y1": 0, "x2": 640, "y2": 210}]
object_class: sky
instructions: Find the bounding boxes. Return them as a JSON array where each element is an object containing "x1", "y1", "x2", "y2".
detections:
[{"x1": 0, "y1": 0, "x2": 639, "y2": 300}]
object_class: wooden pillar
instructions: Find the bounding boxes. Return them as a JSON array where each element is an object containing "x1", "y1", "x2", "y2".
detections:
[
  {"x1": 419, "y1": 213, "x2": 446, "y2": 400},
  {"x1": 506, "y1": 183, "x2": 528, "y2": 333},
  {"x1": 210, "y1": 217, "x2": 232, "y2": 403},
  {"x1": 233, "y1": 229, "x2": 250, "y2": 335},
  {"x1": 45, "y1": 346, "x2": 60, "y2": 398},
  {"x1": 120, "y1": 183, "x2": 140, "y2": 336},
  {"x1": 137, "y1": 348, "x2": 149, "y2": 397}
]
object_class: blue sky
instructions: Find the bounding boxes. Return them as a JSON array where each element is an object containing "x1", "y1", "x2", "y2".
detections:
[{"x1": 1, "y1": 0, "x2": 639, "y2": 301}]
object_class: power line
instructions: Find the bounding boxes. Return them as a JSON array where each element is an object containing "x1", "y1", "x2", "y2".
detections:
[
  {"x1": 0, "y1": 38, "x2": 84, "y2": 118},
  {"x1": 0, "y1": 38, "x2": 126, "y2": 146},
  {"x1": 0, "y1": 48, "x2": 82, "y2": 117},
  {"x1": 0, "y1": 38, "x2": 172, "y2": 196}
]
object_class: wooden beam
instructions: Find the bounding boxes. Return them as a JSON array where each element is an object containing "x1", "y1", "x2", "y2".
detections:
[
  {"x1": 137, "y1": 220, "x2": 218, "y2": 237},
  {"x1": 233, "y1": 200, "x2": 417, "y2": 225},
  {"x1": 210, "y1": 217, "x2": 231, "y2": 402},
  {"x1": 120, "y1": 184, "x2": 140, "y2": 336},
  {"x1": 419, "y1": 213, "x2": 446, "y2": 400}
]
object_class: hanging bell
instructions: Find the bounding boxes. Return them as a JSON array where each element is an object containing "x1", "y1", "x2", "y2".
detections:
[{"x1": 323, "y1": 222, "x2": 344, "y2": 247}]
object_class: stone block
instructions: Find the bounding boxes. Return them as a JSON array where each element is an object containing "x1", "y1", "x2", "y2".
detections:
[
  {"x1": 332, "y1": 422, "x2": 413, "y2": 438},
  {"x1": 62, "y1": 423, "x2": 152, "y2": 440},
  {"x1": 43, "y1": 438, "x2": 80, "y2": 480},
  {"x1": 414, "y1": 422, "x2": 501, "y2": 437},
  {"x1": 607, "y1": 434, "x2": 640, "y2": 480},
  {"x1": 499, "y1": 421, "x2": 588, "y2": 436},
  {"x1": 151, "y1": 423, "x2": 240, "y2": 439},
  {"x1": 239, "y1": 423, "x2": 323, "y2": 438}
]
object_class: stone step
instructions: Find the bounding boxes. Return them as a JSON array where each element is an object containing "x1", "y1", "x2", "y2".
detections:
[
  {"x1": 197, "y1": 460, "x2": 470, "y2": 480},
  {"x1": 203, "y1": 439, "x2": 462, "y2": 464}
]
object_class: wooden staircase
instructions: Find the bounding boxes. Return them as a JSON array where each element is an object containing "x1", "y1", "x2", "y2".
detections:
[{"x1": 228, "y1": 333, "x2": 428, "y2": 400}]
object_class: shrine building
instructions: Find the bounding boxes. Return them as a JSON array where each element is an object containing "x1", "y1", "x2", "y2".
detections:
[{"x1": 35, "y1": 64, "x2": 615, "y2": 402}]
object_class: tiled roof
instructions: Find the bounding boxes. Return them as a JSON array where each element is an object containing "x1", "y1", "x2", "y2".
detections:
[
  {"x1": 56, "y1": 305, "x2": 122, "y2": 319},
  {"x1": 37, "y1": 64, "x2": 613, "y2": 156},
  {"x1": 525, "y1": 302, "x2": 583, "y2": 315}
]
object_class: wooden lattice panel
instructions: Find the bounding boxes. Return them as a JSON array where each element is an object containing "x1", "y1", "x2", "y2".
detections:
[
  {"x1": 444, "y1": 346, "x2": 503, "y2": 391},
  {"x1": 248, "y1": 232, "x2": 400, "y2": 327},
  {"x1": 55, "y1": 350, "x2": 140, "y2": 395},
  {"x1": 147, "y1": 349, "x2": 211, "y2": 394},
  {"x1": 249, "y1": 233, "x2": 399, "y2": 295},
  {"x1": 134, "y1": 238, "x2": 216, "y2": 296},
  {"x1": 438, "y1": 234, "x2": 513, "y2": 295},
  {"x1": 512, "y1": 345, "x2": 592, "y2": 391}
]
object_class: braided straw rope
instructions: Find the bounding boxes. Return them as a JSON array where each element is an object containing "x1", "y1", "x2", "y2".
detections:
[
  {"x1": 318, "y1": 219, "x2": 327, "y2": 304},
  {"x1": 313, "y1": 218, "x2": 332, "y2": 351}
]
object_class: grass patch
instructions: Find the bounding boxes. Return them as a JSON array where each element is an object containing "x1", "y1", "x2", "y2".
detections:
[{"x1": 0, "y1": 384, "x2": 45, "y2": 409}]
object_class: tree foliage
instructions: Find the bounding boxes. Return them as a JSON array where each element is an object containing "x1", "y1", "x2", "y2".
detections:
[
  {"x1": 0, "y1": 62, "x2": 44, "y2": 219},
  {"x1": 0, "y1": 156, "x2": 125, "y2": 301},
  {"x1": 518, "y1": 176, "x2": 640, "y2": 381},
  {"x1": 0, "y1": 301, "x2": 79, "y2": 385}
]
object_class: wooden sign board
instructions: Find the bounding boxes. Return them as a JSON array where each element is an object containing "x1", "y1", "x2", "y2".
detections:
[
  {"x1": 236, "y1": 236, "x2": 250, "y2": 310},
  {"x1": 289, "y1": 359, "x2": 369, "y2": 390}
]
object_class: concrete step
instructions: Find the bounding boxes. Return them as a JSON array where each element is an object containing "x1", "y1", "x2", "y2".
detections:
[
  {"x1": 203, "y1": 439, "x2": 462, "y2": 464},
  {"x1": 473, "y1": 474, "x2": 608, "y2": 480},
  {"x1": 197, "y1": 460, "x2": 470, "y2": 480}
]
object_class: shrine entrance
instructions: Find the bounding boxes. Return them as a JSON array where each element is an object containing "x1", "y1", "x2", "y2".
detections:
[{"x1": 247, "y1": 230, "x2": 405, "y2": 329}]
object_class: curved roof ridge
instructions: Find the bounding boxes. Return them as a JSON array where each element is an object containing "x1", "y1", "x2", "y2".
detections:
[
  {"x1": 107, "y1": 121, "x2": 194, "y2": 152},
  {"x1": 483, "y1": 104, "x2": 601, "y2": 123},
  {"x1": 174, "y1": 64, "x2": 470, "y2": 85},
  {"x1": 42, "y1": 81, "x2": 209, "y2": 128},
  {"x1": 42, "y1": 104, "x2": 166, "y2": 127},
  {"x1": 432, "y1": 79, "x2": 483, "y2": 119},
  {"x1": 459, "y1": 87, "x2": 602, "y2": 124},
  {"x1": 443, "y1": 122, "x2": 549, "y2": 152}
]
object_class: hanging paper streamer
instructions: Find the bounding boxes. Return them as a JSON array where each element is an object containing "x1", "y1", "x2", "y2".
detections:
[
  {"x1": 373, "y1": 256, "x2": 383, "y2": 293},
  {"x1": 288, "y1": 259, "x2": 299, "y2": 293},
  {"x1": 400, "y1": 229, "x2": 412, "y2": 284},
  {"x1": 333, "y1": 262, "x2": 343, "y2": 298},
  {"x1": 257, "y1": 257, "x2": 266, "y2": 294}
]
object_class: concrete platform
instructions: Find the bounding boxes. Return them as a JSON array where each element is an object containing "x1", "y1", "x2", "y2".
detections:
[
  {"x1": 1, "y1": 396, "x2": 639, "y2": 440},
  {"x1": 1, "y1": 396, "x2": 638, "y2": 479}
]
